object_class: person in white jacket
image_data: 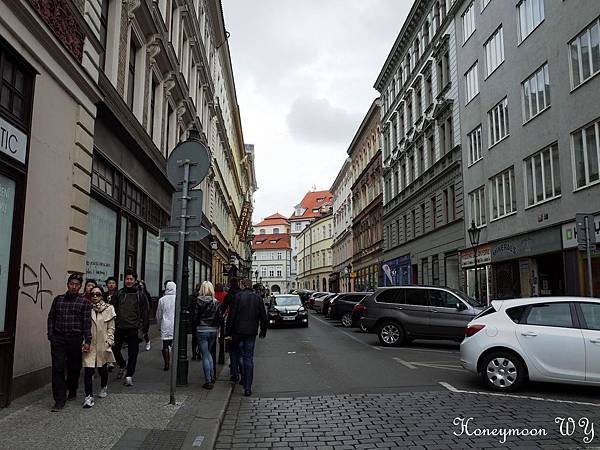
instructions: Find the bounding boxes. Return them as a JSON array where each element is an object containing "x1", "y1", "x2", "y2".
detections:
[{"x1": 156, "y1": 281, "x2": 176, "y2": 371}]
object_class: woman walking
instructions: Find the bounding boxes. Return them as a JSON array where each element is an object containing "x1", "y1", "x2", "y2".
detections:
[
  {"x1": 193, "y1": 281, "x2": 222, "y2": 389},
  {"x1": 82, "y1": 286, "x2": 116, "y2": 408},
  {"x1": 156, "y1": 281, "x2": 176, "y2": 371}
]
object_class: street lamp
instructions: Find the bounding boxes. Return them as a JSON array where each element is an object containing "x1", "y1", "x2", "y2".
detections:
[{"x1": 467, "y1": 220, "x2": 481, "y2": 304}]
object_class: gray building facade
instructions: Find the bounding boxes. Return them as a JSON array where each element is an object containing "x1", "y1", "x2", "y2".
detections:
[
  {"x1": 455, "y1": 0, "x2": 600, "y2": 301},
  {"x1": 375, "y1": 0, "x2": 465, "y2": 291}
]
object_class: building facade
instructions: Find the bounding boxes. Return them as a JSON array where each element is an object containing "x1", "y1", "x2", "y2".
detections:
[
  {"x1": 330, "y1": 160, "x2": 354, "y2": 293},
  {"x1": 0, "y1": 0, "x2": 253, "y2": 407},
  {"x1": 375, "y1": 0, "x2": 465, "y2": 292},
  {"x1": 297, "y1": 212, "x2": 334, "y2": 292},
  {"x1": 251, "y1": 213, "x2": 292, "y2": 293},
  {"x1": 289, "y1": 190, "x2": 333, "y2": 289},
  {"x1": 454, "y1": 0, "x2": 600, "y2": 301},
  {"x1": 350, "y1": 100, "x2": 384, "y2": 291}
]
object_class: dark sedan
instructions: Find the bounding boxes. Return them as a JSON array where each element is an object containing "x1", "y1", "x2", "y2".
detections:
[
  {"x1": 267, "y1": 295, "x2": 309, "y2": 328},
  {"x1": 329, "y1": 292, "x2": 369, "y2": 327}
]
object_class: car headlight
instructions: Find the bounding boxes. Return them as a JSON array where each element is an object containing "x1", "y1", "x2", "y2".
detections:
[
  {"x1": 269, "y1": 311, "x2": 279, "y2": 316},
  {"x1": 298, "y1": 309, "x2": 307, "y2": 315}
]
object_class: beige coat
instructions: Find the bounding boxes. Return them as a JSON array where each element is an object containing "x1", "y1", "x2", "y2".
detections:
[{"x1": 82, "y1": 302, "x2": 116, "y2": 368}]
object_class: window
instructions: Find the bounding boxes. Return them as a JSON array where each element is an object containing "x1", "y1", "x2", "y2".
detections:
[
  {"x1": 424, "y1": 73, "x2": 433, "y2": 109},
  {"x1": 376, "y1": 289, "x2": 405, "y2": 304},
  {"x1": 408, "y1": 156, "x2": 415, "y2": 184},
  {"x1": 277, "y1": 268, "x2": 282, "y2": 278},
  {"x1": 411, "y1": 210, "x2": 416, "y2": 239},
  {"x1": 428, "y1": 134, "x2": 435, "y2": 168},
  {"x1": 580, "y1": 303, "x2": 600, "y2": 330},
  {"x1": 465, "y1": 63, "x2": 479, "y2": 103},
  {"x1": 569, "y1": 17, "x2": 600, "y2": 88},
  {"x1": 259, "y1": 229, "x2": 266, "y2": 234},
  {"x1": 518, "y1": 0, "x2": 544, "y2": 42},
  {"x1": 481, "y1": 0, "x2": 491, "y2": 10},
  {"x1": 273, "y1": 228, "x2": 280, "y2": 234},
  {"x1": 99, "y1": 0, "x2": 109, "y2": 69},
  {"x1": 268, "y1": 268, "x2": 274, "y2": 277},
  {"x1": 524, "y1": 303, "x2": 573, "y2": 328},
  {"x1": 572, "y1": 120, "x2": 600, "y2": 189},
  {"x1": 420, "y1": 203, "x2": 426, "y2": 234},
  {"x1": 469, "y1": 186, "x2": 486, "y2": 227},
  {"x1": 295, "y1": 223, "x2": 301, "y2": 231},
  {"x1": 127, "y1": 38, "x2": 137, "y2": 110},
  {"x1": 524, "y1": 144, "x2": 561, "y2": 206},
  {"x1": 489, "y1": 167, "x2": 516, "y2": 220},
  {"x1": 0, "y1": 46, "x2": 33, "y2": 125},
  {"x1": 462, "y1": 2, "x2": 476, "y2": 43},
  {"x1": 437, "y1": 49, "x2": 450, "y2": 91},
  {"x1": 405, "y1": 289, "x2": 428, "y2": 306},
  {"x1": 277, "y1": 252, "x2": 282, "y2": 260},
  {"x1": 92, "y1": 157, "x2": 118, "y2": 200},
  {"x1": 403, "y1": 215, "x2": 407, "y2": 242},
  {"x1": 415, "y1": 85, "x2": 422, "y2": 118},
  {"x1": 418, "y1": 146, "x2": 424, "y2": 176},
  {"x1": 431, "y1": 257, "x2": 440, "y2": 286},
  {"x1": 484, "y1": 26, "x2": 504, "y2": 77},
  {"x1": 488, "y1": 97, "x2": 509, "y2": 146},
  {"x1": 468, "y1": 126, "x2": 483, "y2": 165},
  {"x1": 429, "y1": 290, "x2": 458, "y2": 308},
  {"x1": 522, "y1": 63, "x2": 550, "y2": 122},
  {"x1": 431, "y1": 196, "x2": 437, "y2": 228}
]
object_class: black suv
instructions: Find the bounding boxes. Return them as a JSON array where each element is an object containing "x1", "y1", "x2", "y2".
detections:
[
  {"x1": 361, "y1": 286, "x2": 483, "y2": 346},
  {"x1": 329, "y1": 292, "x2": 369, "y2": 327}
]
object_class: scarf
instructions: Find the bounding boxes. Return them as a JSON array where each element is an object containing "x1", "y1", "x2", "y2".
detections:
[{"x1": 92, "y1": 300, "x2": 109, "y2": 313}]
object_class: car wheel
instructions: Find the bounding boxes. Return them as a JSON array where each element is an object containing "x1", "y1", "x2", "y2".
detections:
[
  {"x1": 480, "y1": 351, "x2": 527, "y2": 392},
  {"x1": 302, "y1": 322, "x2": 309, "y2": 328},
  {"x1": 359, "y1": 321, "x2": 368, "y2": 333},
  {"x1": 341, "y1": 313, "x2": 353, "y2": 328},
  {"x1": 377, "y1": 321, "x2": 404, "y2": 347}
]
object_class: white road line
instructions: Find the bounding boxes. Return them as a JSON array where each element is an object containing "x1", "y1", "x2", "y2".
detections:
[
  {"x1": 310, "y1": 313, "x2": 381, "y2": 350},
  {"x1": 438, "y1": 382, "x2": 600, "y2": 407},
  {"x1": 393, "y1": 357, "x2": 418, "y2": 369},
  {"x1": 375, "y1": 346, "x2": 459, "y2": 354},
  {"x1": 413, "y1": 363, "x2": 467, "y2": 372}
]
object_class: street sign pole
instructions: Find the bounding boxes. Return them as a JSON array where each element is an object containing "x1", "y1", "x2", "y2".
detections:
[
  {"x1": 585, "y1": 215, "x2": 594, "y2": 297},
  {"x1": 170, "y1": 160, "x2": 190, "y2": 405}
]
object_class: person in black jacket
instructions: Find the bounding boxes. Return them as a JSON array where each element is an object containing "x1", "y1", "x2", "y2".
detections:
[
  {"x1": 193, "y1": 281, "x2": 222, "y2": 389},
  {"x1": 223, "y1": 277, "x2": 241, "y2": 382},
  {"x1": 112, "y1": 270, "x2": 149, "y2": 386},
  {"x1": 225, "y1": 278, "x2": 267, "y2": 396}
]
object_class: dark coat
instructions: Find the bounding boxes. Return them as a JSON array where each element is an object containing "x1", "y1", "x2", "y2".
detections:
[{"x1": 225, "y1": 288, "x2": 267, "y2": 337}]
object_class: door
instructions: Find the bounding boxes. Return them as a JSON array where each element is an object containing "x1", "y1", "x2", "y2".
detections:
[
  {"x1": 516, "y1": 302, "x2": 585, "y2": 381},
  {"x1": 401, "y1": 288, "x2": 430, "y2": 335},
  {"x1": 575, "y1": 302, "x2": 600, "y2": 382},
  {"x1": 427, "y1": 289, "x2": 474, "y2": 339}
]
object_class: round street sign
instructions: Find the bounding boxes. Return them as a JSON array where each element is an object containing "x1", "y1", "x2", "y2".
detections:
[{"x1": 166, "y1": 139, "x2": 211, "y2": 189}]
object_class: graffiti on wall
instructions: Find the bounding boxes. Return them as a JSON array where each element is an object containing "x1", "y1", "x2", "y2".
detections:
[{"x1": 21, "y1": 262, "x2": 53, "y2": 310}]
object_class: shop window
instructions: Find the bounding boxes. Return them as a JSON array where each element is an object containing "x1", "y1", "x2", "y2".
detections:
[
  {"x1": 432, "y1": 255, "x2": 439, "y2": 286},
  {"x1": 145, "y1": 232, "x2": 161, "y2": 297},
  {"x1": 444, "y1": 253, "x2": 460, "y2": 289},
  {"x1": 0, "y1": 174, "x2": 16, "y2": 332},
  {"x1": 85, "y1": 198, "x2": 117, "y2": 287},
  {"x1": 0, "y1": 47, "x2": 33, "y2": 126}
]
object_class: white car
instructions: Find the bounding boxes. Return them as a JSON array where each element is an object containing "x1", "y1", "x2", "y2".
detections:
[{"x1": 461, "y1": 296, "x2": 600, "y2": 392}]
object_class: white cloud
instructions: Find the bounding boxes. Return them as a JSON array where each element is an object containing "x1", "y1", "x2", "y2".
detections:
[{"x1": 222, "y1": 0, "x2": 412, "y2": 222}]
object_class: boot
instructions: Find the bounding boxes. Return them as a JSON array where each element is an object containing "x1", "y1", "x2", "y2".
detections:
[{"x1": 162, "y1": 349, "x2": 170, "y2": 371}]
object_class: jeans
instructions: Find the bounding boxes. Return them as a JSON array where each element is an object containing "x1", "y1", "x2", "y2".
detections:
[
  {"x1": 237, "y1": 336, "x2": 256, "y2": 392},
  {"x1": 113, "y1": 328, "x2": 140, "y2": 377},
  {"x1": 50, "y1": 335, "x2": 83, "y2": 406},
  {"x1": 197, "y1": 330, "x2": 217, "y2": 383},
  {"x1": 84, "y1": 365, "x2": 109, "y2": 396}
]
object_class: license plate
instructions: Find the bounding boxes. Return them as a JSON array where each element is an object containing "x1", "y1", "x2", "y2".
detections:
[{"x1": 283, "y1": 316, "x2": 295, "y2": 321}]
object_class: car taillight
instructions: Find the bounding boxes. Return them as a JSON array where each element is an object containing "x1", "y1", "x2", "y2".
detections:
[
  {"x1": 465, "y1": 324, "x2": 485, "y2": 337},
  {"x1": 353, "y1": 304, "x2": 366, "y2": 315}
]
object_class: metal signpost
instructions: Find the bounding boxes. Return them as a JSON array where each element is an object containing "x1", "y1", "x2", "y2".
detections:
[
  {"x1": 161, "y1": 129, "x2": 211, "y2": 405},
  {"x1": 576, "y1": 213, "x2": 596, "y2": 297}
]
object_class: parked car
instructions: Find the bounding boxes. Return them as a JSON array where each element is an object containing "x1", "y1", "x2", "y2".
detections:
[
  {"x1": 329, "y1": 293, "x2": 369, "y2": 326},
  {"x1": 308, "y1": 292, "x2": 328, "y2": 310},
  {"x1": 312, "y1": 292, "x2": 330, "y2": 313},
  {"x1": 293, "y1": 289, "x2": 314, "y2": 307},
  {"x1": 461, "y1": 296, "x2": 600, "y2": 392},
  {"x1": 361, "y1": 286, "x2": 483, "y2": 346},
  {"x1": 321, "y1": 293, "x2": 339, "y2": 316},
  {"x1": 267, "y1": 294, "x2": 309, "y2": 328},
  {"x1": 352, "y1": 299, "x2": 370, "y2": 332}
]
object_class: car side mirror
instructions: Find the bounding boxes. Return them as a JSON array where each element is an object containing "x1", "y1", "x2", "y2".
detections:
[{"x1": 456, "y1": 302, "x2": 467, "y2": 311}]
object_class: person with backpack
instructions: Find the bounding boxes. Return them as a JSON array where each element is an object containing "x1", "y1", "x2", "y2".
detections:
[
  {"x1": 193, "y1": 281, "x2": 222, "y2": 389},
  {"x1": 112, "y1": 270, "x2": 149, "y2": 386}
]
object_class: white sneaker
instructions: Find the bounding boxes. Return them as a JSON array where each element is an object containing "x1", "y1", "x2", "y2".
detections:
[
  {"x1": 146, "y1": 341, "x2": 151, "y2": 351},
  {"x1": 124, "y1": 376, "x2": 133, "y2": 386},
  {"x1": 98, "y1": 387, "x2": 108, "y2": 398},
  {"x1": 83, "y1": 396, "x2": 94, "y2": 408}
]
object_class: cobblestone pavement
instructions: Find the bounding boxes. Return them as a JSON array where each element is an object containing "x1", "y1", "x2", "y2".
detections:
[{"x1": 216, "y1": 390, "x2": 600, "y2": 449}]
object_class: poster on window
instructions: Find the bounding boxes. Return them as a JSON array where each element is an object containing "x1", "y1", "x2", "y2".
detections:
[
  {"x1": 86, "y1": 199, "x2": 117, "y2": 289},
  {"x1": 0, "y1": 175, "x2": 15, "y2": 332}
]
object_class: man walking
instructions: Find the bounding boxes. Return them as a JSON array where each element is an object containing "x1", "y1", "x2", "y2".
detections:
[
  {"x1": 112, "y1": 270, "x2": 149, "y2": 386},
  {"x1": 47, "y1": 273, "x2": 92, "y2": 411},
  {"x1": 104, "y1": 276, "x2": 118, "y2": 305},
  {"x1": 223, "y1": 277, "x2": 241, "y2": 382},
  {"x1": 225, "y1": 278, "x2": 267, "y2": 396}
]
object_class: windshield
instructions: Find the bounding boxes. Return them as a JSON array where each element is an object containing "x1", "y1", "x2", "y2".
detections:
[
  {"x1": 273, "y1": 296, "x2": 302, "y2": 307},
  {"x1": 448, "y1": 288, "x2": 483, "y2": 307}
]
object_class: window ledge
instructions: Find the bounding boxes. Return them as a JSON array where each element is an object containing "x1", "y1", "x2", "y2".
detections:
[
  {"x1": 517, "y1": 20, "x2": 545, "y2": 48},
  {"x1": 570, "y1": 70, "x2": 600, "y2": 93},
  {"x1": 489, "y1": 210, "x2": 517, "y2": 223},
  {"x1": 484, "y1": 60, "x2": 505, "y2": 81},
  {"x1": 523, "y1": 104, "x2": 551, "y2": 126},
  {"x1": 488, "y1": 134, "x2": 510, "y2": 151},
  {"x1": 573, "y1": 178, "x2": 600, "y2": 193},
  {"x1": 467, "y1": 156, "x2": 483, "y2": 168},
  {"x1": 462, "y1": 30, "x2": 476, "y2": 47},
  {"x1": 524, "y1": 195, "x2": 561, "y2": 210},
  {"x1": 465, "y1": 92, "x2": 480, "y2": 107}
]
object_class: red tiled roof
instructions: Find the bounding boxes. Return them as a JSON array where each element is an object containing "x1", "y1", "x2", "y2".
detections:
[
  {"x1": 254, "y1": 212, "x2": 290, "y2": 227},
  {"x1": 252, "y1": 233, "x2": 291, "y2": 250},
  {"x1": 289, "y1": 190, "x2": 333, "y2": 220}
]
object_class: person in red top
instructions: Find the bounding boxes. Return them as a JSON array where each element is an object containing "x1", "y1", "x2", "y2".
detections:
[{"x1": 214, "y1": 283, "x2": 227, "y2": 304}]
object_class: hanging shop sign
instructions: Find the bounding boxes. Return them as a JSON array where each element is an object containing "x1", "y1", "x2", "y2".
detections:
[
  {"x1": 237, "y1": 201, "x2": 252, "y2": 238},
  {"x1": 460, "y1": 245, "x2": 492, "y2": 268},
  {"x1": 562, "y1": 214, "x2": 600, "y2": 249}
]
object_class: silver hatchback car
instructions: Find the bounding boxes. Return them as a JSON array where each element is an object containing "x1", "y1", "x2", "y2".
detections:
[{"x1": 361, "y1": 286, "x2": 484, "y2": 346}]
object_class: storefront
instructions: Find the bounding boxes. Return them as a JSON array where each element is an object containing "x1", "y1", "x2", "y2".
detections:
[
  {"x1": 562, "y1": 215, "x2": 600, "y2": 297},
  {"x1": 460, "y1": 245, "x2": 492, "y2": 304},
  {"x1": 382, "y1": 255, "x2": 411, "y2": 287}
]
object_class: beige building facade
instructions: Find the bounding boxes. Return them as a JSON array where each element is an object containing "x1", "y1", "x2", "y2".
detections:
[
  {"x1": 297, "y1": 213, "x2": 334, "y2": 292},
  {"x1": 330, "y1": 160, "x2": 354, "y2": 293}
]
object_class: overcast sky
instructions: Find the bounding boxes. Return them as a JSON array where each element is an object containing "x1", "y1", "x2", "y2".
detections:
[{"x1": 222, "y1": 1, "x2": 412, "y2": 223}]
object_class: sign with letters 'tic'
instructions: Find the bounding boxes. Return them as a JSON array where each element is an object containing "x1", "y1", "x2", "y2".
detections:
[{"x1": 0, "y1": 117, "x2": 27, "y2": 164}]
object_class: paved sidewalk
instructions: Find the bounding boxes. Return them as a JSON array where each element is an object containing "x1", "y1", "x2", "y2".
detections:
[{"x1": 0, "y1": 329, "x2": 233, "y2": 450}]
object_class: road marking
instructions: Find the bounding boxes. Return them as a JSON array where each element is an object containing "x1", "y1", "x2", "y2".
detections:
[
  {"x1": 393, "y1": 357, "x2": 418, "y2": 369},
  {"x1": 192, "y1": 435, "x2": 205, "y2": 446},
  {"x1": 310, "y1": 313, "x2": 381, "y2": 350},
  {"x1": 412, "y1": 362, "x2": 467, "y2": 372},
  {"x1": 438, "y1": 382, "x2": 600, "y2": 407},
  {"x1": 287, "y1": 351, "x2": 296, "y2": 354},
  {"x1": 375, "y1": 346, "x2": 459, "y2": 354}
]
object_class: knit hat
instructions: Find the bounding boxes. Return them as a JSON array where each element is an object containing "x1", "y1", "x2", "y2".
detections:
[{"x1": 67, "y1": 273, "x2": 83, "y2": 284}]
